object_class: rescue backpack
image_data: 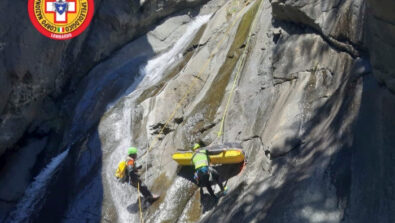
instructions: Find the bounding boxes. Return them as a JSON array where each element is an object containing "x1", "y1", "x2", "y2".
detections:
[{"x1": 115, "y1": 160, "x2": 127, "y2": 182}]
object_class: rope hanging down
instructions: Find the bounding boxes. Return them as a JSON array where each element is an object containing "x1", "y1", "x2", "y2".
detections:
[
  {"x1": 216, "y1": 0, "x2": 264, "y2": 142},
  {"x1": 137, "y1": 182, "x2": 144, "y2": 223},
  {"x1": 144, "y1": 0, "x2": 255, "y2": 160},
  {"x1": 155, "y1": 0, "x2": 260, "y2": 171},
  {"x1": 138, "y1": 1, "x2": 258, "y2": 222}
]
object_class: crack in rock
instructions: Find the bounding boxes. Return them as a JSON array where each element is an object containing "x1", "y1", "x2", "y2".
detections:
[
  {"x1": 149, "y1": 122, "x2": 173, "y2": 135},
  {"x1": 197, "y1": 122, "x2": 217, "y2": 134},
  {"x1": 273, "y1": 76, "x2": 299, "y2": 86}
]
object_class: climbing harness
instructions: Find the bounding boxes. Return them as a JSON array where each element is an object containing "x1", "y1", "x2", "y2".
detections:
[
  {"x1": 194, "y1": 166, "x2": 209, "y2": 185},
  {"x1": 137, "y1": 0, "x2": 262, "y2": 222},
  {"x1": 154, "y1": 0, "x2": 260, "y2": 170}
]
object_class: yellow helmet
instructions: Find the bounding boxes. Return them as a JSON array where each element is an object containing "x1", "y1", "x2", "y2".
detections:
[{"x1": 193, "y1": 143, "x2": 200, "y2": 151}]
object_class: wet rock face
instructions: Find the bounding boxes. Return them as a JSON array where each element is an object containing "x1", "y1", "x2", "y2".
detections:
[
  {"x1": 97, "y1": 0, "x2": 392, "y2": 222},
  {"x1": 0, "y1": 0, "x2": 209, "y2": 157},
  {"x1": 0, "y1": 0, "x2": 209, "y2": 220},
  {"x1": 2, "y1": 0, "x2": 395, "y2": 222}
]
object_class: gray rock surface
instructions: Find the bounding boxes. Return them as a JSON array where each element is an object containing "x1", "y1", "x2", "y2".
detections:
[
  {"x1": 97, "y1": 0, "x2": 367, "y2": 221},
  {"x1": 271, "y1": 0, "x2": 366, "y2": 46},
  {"x1": 0, "y1": 0, "x2": 211, "y2": 220},
  {"x1": 1, "y1": 0, "x2": 395, "y2": 222},
  {"x1": 344, "y1": 74, "x2": 395, "y2": 223},
  {"x1": 365, "y1": 0, "x2": 395, "y2": 92},
  {"x1": 0, "y1": 0, "x2": 209, "y2": 157}
]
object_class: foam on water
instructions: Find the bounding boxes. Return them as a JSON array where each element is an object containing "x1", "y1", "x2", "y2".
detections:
[
  {"x1": 105, "y1": 14, "x2": 211, "y2": 223},
  {"x1": 6, "y1": 149, "x2": 70, "y2": 223},
  {"x1": 141, "y1": 14, "x2": 211, "y2": 83}
]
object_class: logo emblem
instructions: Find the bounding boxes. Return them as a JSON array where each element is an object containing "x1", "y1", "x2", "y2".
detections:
[
  {"x1": 54, "y1": 1, "x2": 67, "y2": 15},
  {"x1": 28, "y1": 0, "x2": 94, "y2": 40}
]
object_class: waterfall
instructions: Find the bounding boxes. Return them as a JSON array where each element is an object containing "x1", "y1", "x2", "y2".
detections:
[
  {"x1": 141, "y1": 15, "x2": 212, "y2": 84},
  {"x1": 104, "y1": 14, "x2": 211, "y2": 223},
  {"x1": 6, "y1": 149, "x2": 70, "y2": 223}
]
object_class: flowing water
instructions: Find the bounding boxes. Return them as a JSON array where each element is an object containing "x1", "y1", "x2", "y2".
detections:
[
  {"x1": 102, "y1": 15, "x2": 211, "y2": 223},
  {"x1": 3, "y1": 14, "x2": 210, "y2": 223},
  {"x1": 6, "y1": 149, "x2": 70, "y2": 223}
]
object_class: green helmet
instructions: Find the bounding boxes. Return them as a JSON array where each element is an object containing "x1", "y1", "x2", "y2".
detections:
[
  {"x1": 128, "y1": 147, "x2": 138, "y2": 155},
  {"x1": 193, "y1": 143, "x2": 200, "y2": 151}
]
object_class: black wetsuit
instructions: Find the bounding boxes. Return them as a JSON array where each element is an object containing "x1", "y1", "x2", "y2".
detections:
[
  {"x1": 126, "y1": 158, "x2": 153, "y2": 199},
  {"x1": 193, "y1": 149, "x2": 225, "y2": 197}
]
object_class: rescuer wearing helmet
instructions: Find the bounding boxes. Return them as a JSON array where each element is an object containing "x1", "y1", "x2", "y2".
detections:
[
  {"x1": 126, "y1": 147, "x2": 159, "y2": 201},
  {"x1": 192, "y1": 143, "x2": 226, "y2": 198}
]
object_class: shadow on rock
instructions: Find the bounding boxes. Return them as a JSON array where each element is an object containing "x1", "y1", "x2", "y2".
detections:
[
  {"x1": 127, "y1": 202, "x2": 140, "y2": 214},
  {"x1": 201, "y1": 56, "x2": 375, "y2": 223},
  {"x1": 176, "y1": 162, "x2": 245, "y2": 185},
  {"x1": 215, "y1": 163, "x2": 245, "y2": 186},
  {"x1": 127, "y1": 196, "x2": 154, "y2": 214},
  {"x1": 199, "y1": 189, "x2": 219, "y2": 213},
  {"x1": 176, "y1": 163, "x2": 245, "y2": 213}
]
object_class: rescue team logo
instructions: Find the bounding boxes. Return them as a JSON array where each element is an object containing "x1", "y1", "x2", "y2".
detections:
[{"x1": 28, "y1": 0, "x2": 94, "y2": 40}]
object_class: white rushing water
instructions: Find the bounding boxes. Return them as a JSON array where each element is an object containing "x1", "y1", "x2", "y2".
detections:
[
  {"x1": 7, "y1": 149, "x2": 70, "y2": 223},
  {"x1": 141, "y1": 15, "x2": 211, "y2": 84},
  {"x1": 104, "y1": 14, "x2": 211, "y2": 223}
]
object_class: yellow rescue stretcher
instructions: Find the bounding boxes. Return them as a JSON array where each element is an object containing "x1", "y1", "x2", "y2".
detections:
[{"x1": 172, "y1": 149, "x2": 245, "y2": 166}]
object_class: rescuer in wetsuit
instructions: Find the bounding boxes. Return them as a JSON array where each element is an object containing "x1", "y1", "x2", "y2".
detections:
[{"x1": 192, "y1": 143, "x2": 226, "y2": 198}]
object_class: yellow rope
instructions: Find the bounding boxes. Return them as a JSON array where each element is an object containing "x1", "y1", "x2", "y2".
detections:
[
  {"x1": 144, "y1": 0, "x2": 254, "y2": 158},
  {"x1": 137, "y1": 182, "x2": 144, "y2": 223},
  {"x1": 133, "y1": 2, "x2": 257, "y2": 222},
  {"x1": 154, "y1": 0, "x2": 258, "y2": 170},
  {"x1": 216, "y1": 0, "x2": 264, "y2": 142}
]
